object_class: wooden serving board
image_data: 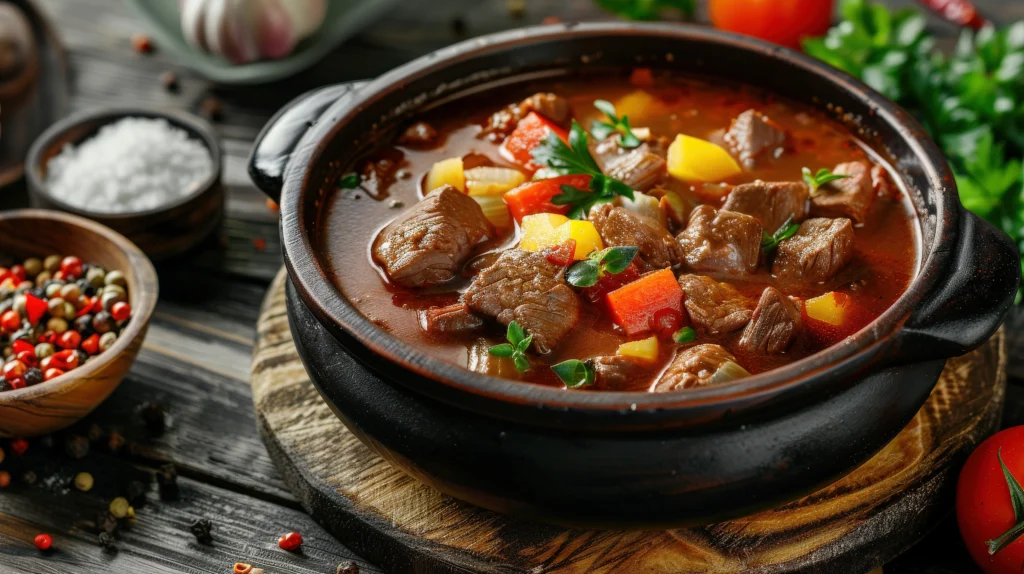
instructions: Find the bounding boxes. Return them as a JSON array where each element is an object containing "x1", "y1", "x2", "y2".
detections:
[{"x1": 252, "y1": 270, "x2": 1007, "y2": 574}]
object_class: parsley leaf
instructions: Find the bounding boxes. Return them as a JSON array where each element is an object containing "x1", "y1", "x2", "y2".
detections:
[
  {"x1": 592, "y1": 0, "x2": 694, "y2": 21},
  {"x1": 565, "y1": 246, "x2": 639, "y2": 288},
  {"x1": 761, "y1": 216, "x2": 800, "y2": 254},
  {"x1": 802, "y1": 167, "x2": 851, "y2": 195},
  {"x1": 339, "y1": 173, "x2": 361, "y2": 189},
  {"x1": 551, "y1": 359, "x2": 596, "y2": 389},
  {"x1": 591, "y1": 99, "x2": 642, "y2": 149},
  {"x1": 488, "y1": 321, "x2": 533, "y2": 372}
]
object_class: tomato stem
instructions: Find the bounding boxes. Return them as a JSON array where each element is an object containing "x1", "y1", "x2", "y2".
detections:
[
  {"x1": 986, "y1": 449, "x2": 1024, "y2": 555},
  {"x1": 986, "y1": 520, "x2": 1024, "y2": 556}
]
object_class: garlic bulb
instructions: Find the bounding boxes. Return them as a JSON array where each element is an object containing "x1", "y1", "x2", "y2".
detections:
[{"x1": 179, "y1": 0, "x2": 326, "y2": 64}]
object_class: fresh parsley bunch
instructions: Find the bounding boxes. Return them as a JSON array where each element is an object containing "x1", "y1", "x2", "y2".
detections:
[{"x1": 804, "y1": 0, "x2": 1024, "y2": 299}]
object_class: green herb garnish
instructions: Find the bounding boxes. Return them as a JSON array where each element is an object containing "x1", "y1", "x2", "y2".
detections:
[
  {"x1": 591, "y1": 100, "x2": 642, "y2": 149},
  {"x1": 592, "y1": 0, "x2": 694, "y2": 21},
  {"x1": 551, "y1": 359, "x2": 596, "y2": 388},
  {"x1": 339, "y1": 173, "x2": 362, "y2": 189},
  {"x1": 672, "y1": 326, "x2": 697, "y2": 344},
  {"x1": 531, "y1": 120, "x2": 635, "y2": 219},
  {"x1": 761, "y1": 216, "x2": 800, "y2": 254},
  {"x1": 566, "y1": 246, "x2": 639, "y2": 288},
  {"x1": 802, "y1": 167, "x2": 850, "y2": 195},
  {"x1": 488, "y1": 321, "x2": 533, "y2": 372}
]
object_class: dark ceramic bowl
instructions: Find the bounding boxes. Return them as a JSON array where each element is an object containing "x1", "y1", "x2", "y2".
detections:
[
  {"x1": 249, "y1": 23, "x2": 1020, "y2": 528},
  {"x1": 26, "y1": 107, "x2": 224, "y2": 261}
]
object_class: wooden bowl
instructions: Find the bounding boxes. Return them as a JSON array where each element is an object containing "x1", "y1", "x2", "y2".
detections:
[
  {"x1": 0, "y1": 210, "x2": 158, "y2": 437},
  {"x1": 25, "y1": 107, "x2": 223, "y2": 261}
]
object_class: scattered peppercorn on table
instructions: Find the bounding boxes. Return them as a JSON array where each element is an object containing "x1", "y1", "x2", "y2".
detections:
[{"x1": 0, "y1": 0, "x2": 1018, "y2": 573}]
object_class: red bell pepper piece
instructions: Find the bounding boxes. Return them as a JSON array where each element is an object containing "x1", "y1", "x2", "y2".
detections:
[
  {"x1": 544, "y1": 239, "x2": 577, "y2": 267},
  {"x1": 580, "y1": 263, "x2": 641, "y2": 304},
  {"x1": 605, "y1": 269, "x2": 685, "y2": 336},
  {"x1": 500, "y1": 112, "x2": 569, "y2": 172},
  {"x1": 12, "y1": 339, "x2": 34, "y2": 355},
  {"x1": 24, "y1": 294, "x2": 47, "y2": 326},
  {"x1": 503, "y1": 175, "x2": 592, "y2": 222},
  {"x1": 919, "y1": 0, "x2": 986, "y2": 29}
]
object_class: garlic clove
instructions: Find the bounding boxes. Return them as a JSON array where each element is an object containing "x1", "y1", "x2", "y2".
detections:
[
  {"x1": 278, "y1": 0, "x2": 326, "y2": 39},
  {"x1": 254, "y1": 0, "x2": 296, "y2": 60},
  {"x1": 180, "y1": 0, "x2": 211, "y2": 52}
]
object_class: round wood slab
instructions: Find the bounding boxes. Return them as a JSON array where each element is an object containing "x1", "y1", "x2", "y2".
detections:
[{"x1": 252, "y1": 270, "x2": 1007, "y2": 574}]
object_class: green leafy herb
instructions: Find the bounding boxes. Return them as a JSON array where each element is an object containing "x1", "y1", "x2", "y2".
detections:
[
  {"x1": 591, "y1": 100, "x2": 642, "y2": 149},
  {"x1": 551, "y1": 359, "x2": 596, "y2": 389},
  {"x1": 532, "y1": 120, "x2": 635, "y2": 218},
  {"x1": 804, "y1": 0, "x2": 1024, "y2": 301},
  {"x1": 761, "y1": 216, "x2": 800, "y2": 254},
  {"x1": 802, "y1": 167, "x2": 851, "y2": 195},
  {"x1": 339, "y1": 173, "x2": 362, "y2": 189},
  {"x1": 672, "y1": 326, "x2": 697, "y2": 344},
  {"x1": 985, "y1": 449, "x2": 1024, "y2": 555},
  {"x1": 566, "y1": 246, "x2": 639, "y2": 288},
  {"x1": 488, "y1": 321, "x2": 533, "y2": 372},
  {"x1": 593, "y1": 0, "x2": 694, "y2": 21}
]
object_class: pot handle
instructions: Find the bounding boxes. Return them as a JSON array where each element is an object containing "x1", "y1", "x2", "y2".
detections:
[
  {"x1": 893, "y1": 210, "x2": 1019, "y2": 363},
  {"x1": 247, "y1": 82, "x2": 362, "y2": 202}
]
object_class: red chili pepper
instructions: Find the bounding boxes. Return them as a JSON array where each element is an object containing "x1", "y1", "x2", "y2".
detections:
[
  {"x1": 44, "y1": 368, "x2": 65, "y2": 381},
  {"x1": 544, "y1": 240, "x2": 577, "y2": 267},
  {"x1": 277, "y1": 531, "x2": 303, "y2": 551},
  {"x1": 16, "y1": 351, "x2": 37, "y2": 368},
  {"x1": 81, "y1": 334, "x2": 100, "y2": 356},
  {"x1": 919, "y1": 0, "x2": 986, "y2": 29},
  {"x1": 9, "y1": 265, "x2": 25, "y2": 281},
  {"x1": 2, "y1": 360, "x2": 25, "y2": 381},
  {"x1": 12, "y1": 339, "x2": 34, "y2": 355},
  {"x1": 90, "y1": 297, "x2": 103, "y2": 314},
  {"x1": 33, "y1": 533, "x2": 52, "y2": 551},
  {"x1": 49, "y1": 349, "x2": 79, "y2": 371},
  {"x1": 58, "y1": 331, "x2": 81, "y2": 350},
  {"x1": 10, "y1": 438, "x2": 28, "y2": 456},
  {"x1": 8, "y1": 378, "x2": 25, "y2": 390},
  {"x1": 60, "y1": 256, "x2": 83, "y2": 280}
]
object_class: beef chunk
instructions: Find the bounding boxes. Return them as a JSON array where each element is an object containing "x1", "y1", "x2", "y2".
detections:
[
  {"x1": 676, "y1": 206, "x2": 763, "y2": 275},
  {"x1": 482, "y1": 92, "x2": 570, "y2": 139},
  {"x1": 594, "y1": 355, "x2": 646, "y2": 389},
  {"x1": 651, "y1": 344, "x2": 738, "y2": 392},
  {"x1": 464, "y1": 249, "x2": 580, "y2": 353},
  {"x1": 677, "y1": 274, "x2": 754, "y2": 334},
  {"x1": 724, "y1": 109, "x2": 787, "y2": 169},
  {"x1": 589, "y1": 204, "x2": 683, "y2": 271},
  {"x1": 810, "y1": 161, "x2": 876, "y2": 223},
  {"x1": 738, "y1": 287, "x2": 802, "y2": 354},
  {"x1": 372, "y1": 186, "x2": 492, "y2": 288},
  {"x1": 871, "y1": 164, "x2": 898, "y2": 200},
  {"x1": 722, "y1": 180, "x2": 809, "y2": 232},
  {"x1": 422, "y1": 303, "x2": 483, "y2": 334},
  {"x1": 604, "y1": 149, "x2": 667, "y2": 192},
  {"x1": 772, "y1": 217, "x2": 854, "y2": 283},
  {"x1": 398, "y1": 121, "x2": 439, "y2": 146}
]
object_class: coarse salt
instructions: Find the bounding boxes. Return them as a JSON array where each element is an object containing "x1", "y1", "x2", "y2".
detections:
[{"x1": 45, "y1": 117, "x2": 214, "y2": 213}]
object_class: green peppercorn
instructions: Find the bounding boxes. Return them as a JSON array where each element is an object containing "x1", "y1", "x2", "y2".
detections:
[
  {"x1": 35, "y1": 343, "x2": 54, "y2": 359},
  {"x1": 43, "y1": 255, "x2": 61, "y2": 273},
  {"x1": 63, "y1": 301, "x2": 76, "y2": 320},
  {"x1": 86, "y1": 267, "x2": 106, "y2": 288},
  {"x1": 104, "y1": 270, "x2": 126, "y2": 288},
  {"x1": 23, "y1": 258, "x2": 42, "y2": 278},
  {"x1": 46, "y1": 317, "x2": 68, "y2": 334},
  {"x1": 13, "y1": 295, "x2": 25, "y2": 315},
  {"x1": 47, "y1": 297, "x2": 65, "y2": 316},
  {"x1": 103, "y1": 284, "x2": 126, "y2": 298},
  {"x1": 34, "y1": 271, "x2": 51, "y2": 287},
  {"x1": 101, "y1": 291, "x2": 126, "y2": 311},
  {"x1": 59, "y1": 283, "x2": 81, "y2": 301},
  {"x1": 45, "y1": 283, "x2": 63, "y2": 298},
  {"x1": 92, "y1": 312, "x2": 114, "y2": 334},
  {"x1": 99, "y1": 332, "x2": 117, "y2": 352}
]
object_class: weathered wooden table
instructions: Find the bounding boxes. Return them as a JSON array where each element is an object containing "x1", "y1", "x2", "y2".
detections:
[{"x1": 0, "y1": 0, "x2": 1020, "y2": 572}]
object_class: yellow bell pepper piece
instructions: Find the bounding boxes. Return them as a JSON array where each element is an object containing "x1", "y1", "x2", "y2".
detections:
[
  {"x1": 425, "y1": 157, "x2": 465, "y2": 193},
  {"x1": 615, "y1": 90, "x2": 669, "y2": 122},
  {"x1": 554, "y1": 220, "x2": 604, "y2": 260},
  {"x1": 520, "y1": 213, "x2": 570, "y2": 252},
  {"x1": 617, "y1": 336, "x2": 660, "y2": 363},
  {"x1": 804, "y1": 292, "x2": 850, "y2": 326},
  {"x1": 667, "y1": 134, "x2": 742, "y2": 182}
]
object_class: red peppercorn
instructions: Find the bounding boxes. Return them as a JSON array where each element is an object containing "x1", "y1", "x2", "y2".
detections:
[
  {"x1": 0, "y1": 471, "x2": 9, "y2": 487},
  {"x1": 12, "y1": 339, "x2": 34, "y2": 355},
  {"x1": 49, "y1": 349, "x2": 79, "y2": 371},
  {"x1": 90, "y1": 297, "x2": 103, "y2": 314},
  {"x1": 81, "y1": 334, "x2": 100, "y2": 355},
  {"x1": 110, "y1": 302, "x2": 132, "y2": 322},
  {"x1": 132, "y1": 33, "x2": 154, "y2": 53},
  {"x1": 278, "y1": 531, "x2": 303, "y2": 551},
  {"x1": 1, "y1": 310, "x2": 21, "y2": 332},
  {"x1": 3, "y1": 360, "x2": 25, "y2": 381},
  {"x1": 44, "y1": 368, "x2": 65, "y2": 381},
  {"x1": 9, "y1": 265, "x2": 25, "y2": 281},
  {"x1": 15, "y1": 351, "x2": 37, "y2": 368},
  {"x1": 58, "y1": 331, "x2": 81, "y2": 350},
  {"x1": 8, "y1": 378, "x2": 25, "y2": 390},
  {"x1": 52, "y1": 270, "x2": 65, "y2": 281},
  {"x1": 33, "y1": 533, "x2": 52, "y2": 551},
  {"x1": 60, "y1": 256, "x2": 83, "y2": 279},
  {"x1": 10, "y1": 438, "x2": 28, "y2": 456}
]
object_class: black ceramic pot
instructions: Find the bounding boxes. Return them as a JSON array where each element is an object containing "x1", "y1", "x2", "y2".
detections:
[{"x1": 249, "y1": 23, "x2": 1020, "y2": 528}]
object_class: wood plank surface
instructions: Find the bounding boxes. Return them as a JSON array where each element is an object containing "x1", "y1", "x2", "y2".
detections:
[{"x1": 0, "y1": 0, "x2": 1017, "y2": 572}]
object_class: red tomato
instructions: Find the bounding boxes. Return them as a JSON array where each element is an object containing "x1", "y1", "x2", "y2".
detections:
[
  {"x1": 500, "y1": 112, "x2": 569, "y2": 172},
  {"x1": 708, "y1": 0, "x2": 834, "y2": 50},
  {"x1": 957, "y1": 426, "x2": 1024, "y2": 573},
  {"x1": 503, "y1": 175, "x2": 592, "y2": 222}
]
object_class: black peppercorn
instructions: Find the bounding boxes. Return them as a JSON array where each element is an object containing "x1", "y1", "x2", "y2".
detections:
[
  {"x1": 65, "y1": 435, "x2": 90, "y2": 459},
  {"x1": 88, "y1": 423, "x2": 104, "y2": 442},
  {"x1": 189, "y1": 518, "x2": 213, "y2": 544},
  {"x1": 337, "y1": 561, "x2": 360, "y2": 574},
  {"x1": 107, "y1": 430, "x2": 126, "y2": 454},
  {"x1": 126, "y1": 479, "x2": 147, "y2": 506},
  {"x1": 24, "y1": 367, "x2": 43, "y2": 386},
  {"x1": 98, "y1": 531, "x2": 117, "y2": 553},
  {"x1": 74, "y1": 314, "x2": 94, "y2": 336},
  {"x1": 96, "y1": 511, "x2": 118, "y2": 534},
  {"x1": 21, "y1": 470, "x2": 36, "y2": 485},
  {"x1": 157, "y1": 463, "x2": 178, "y2": 500},
  {"x1": 140, "y1": 402, "x2": 165, "y2": 435},
  {"x1": 92, "y1": 311, "x2": 114, "y2": 334}
]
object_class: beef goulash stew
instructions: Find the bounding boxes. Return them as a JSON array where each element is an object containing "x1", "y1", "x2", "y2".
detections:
[{"x1": 320, "y1": 71, "x2": 919, "y2": 392}]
